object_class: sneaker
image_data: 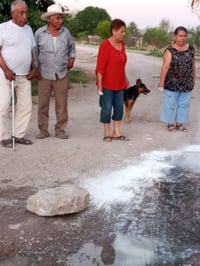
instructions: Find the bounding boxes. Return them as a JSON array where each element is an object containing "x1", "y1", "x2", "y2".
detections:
[
  {"x1": 55, "y1": 131, "x2": 68, "y2": 139},
  {"x1": 36, "y1": 131, "x2": 50, "y2": 139}
]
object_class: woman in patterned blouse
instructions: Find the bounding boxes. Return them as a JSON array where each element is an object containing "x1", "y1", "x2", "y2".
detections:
[{"x1": 158, "y1": 26, "x2": 196, "y2": 132}]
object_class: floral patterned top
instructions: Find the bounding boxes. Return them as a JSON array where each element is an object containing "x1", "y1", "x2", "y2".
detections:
[{"x1": 164, "y1": 44, "x2": 195, "y2": 92}]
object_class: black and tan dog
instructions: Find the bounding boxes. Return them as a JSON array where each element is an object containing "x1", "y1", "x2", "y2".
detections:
[{"x1": 124, "y1": 79, "x2": 150, "y2": 123}]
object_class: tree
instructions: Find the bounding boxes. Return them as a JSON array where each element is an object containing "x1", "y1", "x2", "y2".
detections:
[
  {"x1": 190, "y1": 0, "x2": 200, "y2": 14},
  {"x1": 0, "y1": 0, "x2": 12, "y2": 22},
  {"x1": 143, "y1": 27, "x2": 170, "y2": 48},
  {"x1": 125, "y1": 21, "x2": 141, "y2": 46},
  {"x1": 75, "y1": 6, "x2": 111, "y2": 35},
  {"x1": 34, "y1": 0, "x2": 54, "y2": 10},
  {"x1": 159, "y1": 19, "x2": 171, "y2": 33},
  {"x1": 0, "y1": 0, "x2": 54, "y2": 31},
  {"x1": 95, "y1": 20, "x2": 111, "y2": 40},
  {"x1": 129, "y1": 22, "x2": 140, "y2": 37},
  {"x1": 192, "y1": 26, "x2": 200, "y2": 52},
  {"x1": 191, "y1": 0, "x2": 200, "y2": 8},
  {"x1": 66, "y1": 17, "x2": 82, "y2": 37},
  {"x1": 28, "y1": 0, "x2": 54, "y2": 32}
]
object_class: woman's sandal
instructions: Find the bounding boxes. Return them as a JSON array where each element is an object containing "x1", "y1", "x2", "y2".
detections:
[
  {"x1": 112, "y1": 135, "x2": 130, "y2": 141},
  {"x1": 15, "y1": 137, "x2": 33, "y2": 145},
  {"x1": 103, "y1": 136, "x2": 112, "y2": 142},
  {"x1": 176, "y1": 123, "x2": 187, "y2": 131},
  {"x1": 167, "y1": 124, "x2": 176, "y2": 132},
  {"x1": 1, "y1": 138, "x2": 13, "y2": 148}
]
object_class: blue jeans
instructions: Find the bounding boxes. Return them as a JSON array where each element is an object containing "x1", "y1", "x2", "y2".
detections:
[
  {"x1": 99, "y1": 88, "x2": 124, "y2": 123},
  {"x1": 160, "y1": 89, "x2": 192, "y2": 124}
]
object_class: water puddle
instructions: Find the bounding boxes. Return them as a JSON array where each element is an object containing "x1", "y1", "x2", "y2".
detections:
[{"x1": 1, "y1": 145, "x2": 200, "y2": 265}]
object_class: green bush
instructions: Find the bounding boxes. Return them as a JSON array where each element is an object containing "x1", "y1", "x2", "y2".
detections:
[{"x1": 148, "y1": 48, "x2": 163, "y2": 57}]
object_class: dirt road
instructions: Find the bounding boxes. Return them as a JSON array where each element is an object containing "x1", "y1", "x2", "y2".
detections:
[
  {"x1": 0, "y1": 45, "x2": 200, "y2": 265},
  {"x1": 1, "y1": 45, "x2": 200, "y2": 188}
]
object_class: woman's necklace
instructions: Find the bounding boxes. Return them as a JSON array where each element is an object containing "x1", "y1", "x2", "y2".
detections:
[
  {"x1": 110, "y1": 38, "x2": 121, "y2": 50},
  {"x1": 173, "y1": 43, "x2": 188, "y2": 51}
]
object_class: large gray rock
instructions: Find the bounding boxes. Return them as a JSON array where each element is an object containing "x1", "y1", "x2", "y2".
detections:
[{"x1": 27, "y1": 184, "x2": 89, "y2": 216}]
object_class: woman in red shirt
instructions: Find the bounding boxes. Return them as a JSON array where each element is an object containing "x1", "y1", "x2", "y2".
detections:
[{"x1": 96, "y1": 18, "x2": 130, "y2": 142}]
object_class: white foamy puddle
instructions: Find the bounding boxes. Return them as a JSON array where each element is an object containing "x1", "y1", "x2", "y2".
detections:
[
  {"x1": 82, "y1": 144, "x2": 200, "y2": 208},
  {"x1": 70, "y1": 145, "x2": 200, "y2": 266}
]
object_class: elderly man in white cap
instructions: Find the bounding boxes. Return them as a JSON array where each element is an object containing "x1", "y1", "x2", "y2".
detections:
[{"x1": 35, "y1": 3, "x2": 76, "y2": 139}]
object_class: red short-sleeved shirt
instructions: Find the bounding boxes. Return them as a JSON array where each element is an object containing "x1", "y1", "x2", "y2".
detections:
[{"x1": 95, "y1": 39, "x2": 127, "y2": 91}]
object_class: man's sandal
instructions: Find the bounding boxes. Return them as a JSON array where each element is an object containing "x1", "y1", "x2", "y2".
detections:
[
  {"x1": 167, "y1": 124, "x2": 176, "y2": 132},
  {"x1": 15, "y1": 137, "x2": 33, "y2": 145},
  {"x1": 176, "y1": 123, "x2": 187, "y2": 131},
  {"x1": 1, "y1": 138, "x2": 13, "y2": 148}
]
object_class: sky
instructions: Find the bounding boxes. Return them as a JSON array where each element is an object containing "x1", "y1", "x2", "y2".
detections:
[{"x1": 55, "y1": 0, "x2": 200, "y2": 29}]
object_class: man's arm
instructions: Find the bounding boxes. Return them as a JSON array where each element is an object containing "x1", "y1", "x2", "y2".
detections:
[
  {"x1": 26, "y1": 49, "x2": 41, "y2": 80},
  {"x1": 0, "y1": 46, "x2": 15, "y2": 81}
]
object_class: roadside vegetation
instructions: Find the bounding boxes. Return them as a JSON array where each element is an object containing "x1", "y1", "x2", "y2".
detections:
[{"x1": 31, "y1": 69, "x2": 95, "y2": 96}]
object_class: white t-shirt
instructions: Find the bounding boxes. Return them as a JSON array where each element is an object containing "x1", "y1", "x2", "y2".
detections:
[
  {"x1": 53, "y1": 36, "x2": 57, "y2": 51},
  {"x1": 0, "y1": 20, "x2": 36, "y2": 75}
]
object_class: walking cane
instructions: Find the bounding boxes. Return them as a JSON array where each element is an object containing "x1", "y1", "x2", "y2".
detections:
[{"x1": 11, "y1": 80, "x2": 15, "y2": 151}]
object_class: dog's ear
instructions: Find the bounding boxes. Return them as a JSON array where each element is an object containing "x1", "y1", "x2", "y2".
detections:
[{"x1": 136, "y1": 79, "x2": 142, "y2": 86}]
